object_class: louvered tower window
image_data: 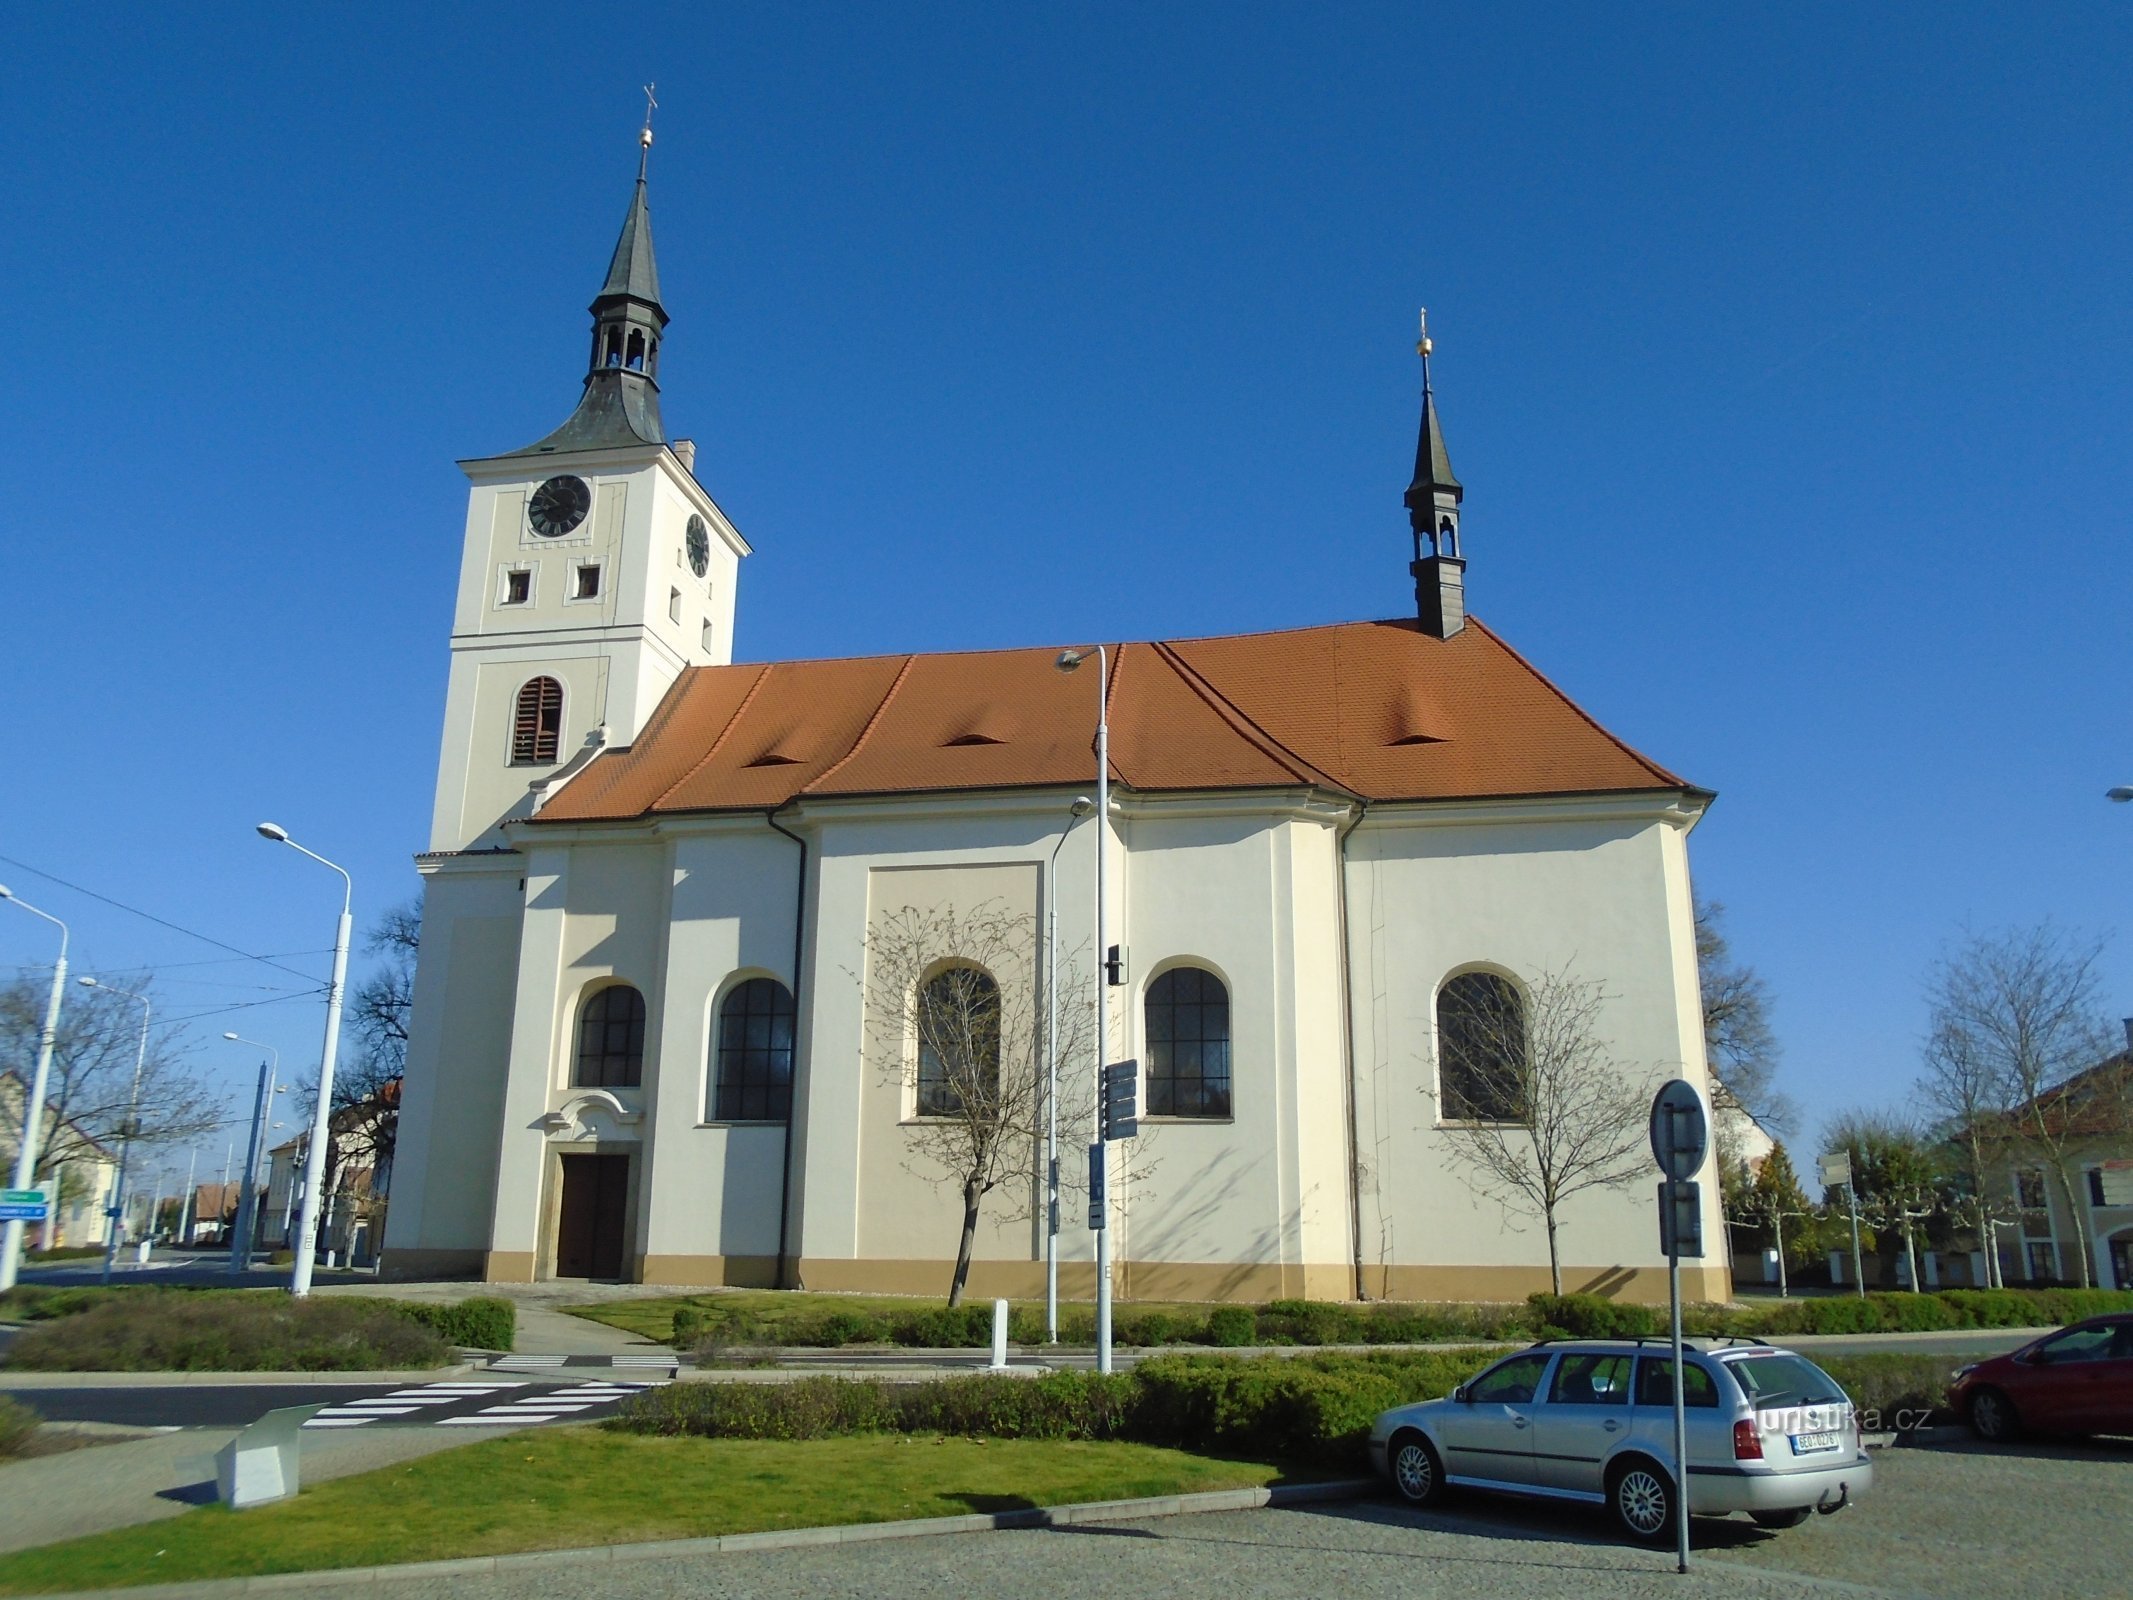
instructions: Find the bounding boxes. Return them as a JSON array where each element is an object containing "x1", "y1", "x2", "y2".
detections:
[{"x1": 511, "y1": 676, "x2": 564, "y2": 765}]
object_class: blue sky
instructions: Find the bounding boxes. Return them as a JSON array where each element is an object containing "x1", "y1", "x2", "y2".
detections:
[{"x1": 3, "y1": 4, "x2": 2129, "y2": 1187}]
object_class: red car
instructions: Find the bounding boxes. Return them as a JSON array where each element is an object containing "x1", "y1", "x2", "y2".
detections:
[{"x1": 1949, "y1": 1315, "x2": 2133, "y2": 1441}]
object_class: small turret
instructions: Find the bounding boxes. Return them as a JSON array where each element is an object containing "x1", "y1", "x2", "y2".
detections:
[{"x1": 1405, "y1": 310, "x2": 1466, "y2": 639}]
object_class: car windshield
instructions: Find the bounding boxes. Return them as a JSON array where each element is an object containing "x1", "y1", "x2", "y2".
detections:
[{"x1": 1727, "y1": 1354, "x2": 1846, "y2": 1408}]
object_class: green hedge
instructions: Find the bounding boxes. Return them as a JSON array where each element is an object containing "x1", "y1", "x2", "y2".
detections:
[
  {"x1": 398, "y1": 1297, "x2": 516, "y2": 1352},
  {"x1": 654, "y1": 1285, "x2": 2133, "y2": 1356},
  {"x1": 612, "y1": 1349, "x2": 1507, "y2": 1466},
  {"x1": 2, "y1": 1291, "x2": 451, "y2": 1372},
  {"x1": 0, "y1": 1396, "x2": 38, "y2": 1459}
]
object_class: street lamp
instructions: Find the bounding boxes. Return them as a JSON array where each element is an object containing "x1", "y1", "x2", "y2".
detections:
[
  {"x1": 77, "y1": 977, "x2": 150, "y2": 1285},
  {"x1": 0, "y1": 886, "x2": 68, "y2": 1292},
  {"x1": 1044, "y1": 796, "x2": 1095, "y2": 1344},
  {"x1": 222, "y1": 1032, "x2": 281, "y2": 1278},
  {"x1": 1055, "y1": 645, "x2": 1116, "y2": 1374},
  {"x1": 256, "y1": 822, "x2": 352, "y2": 1298}
]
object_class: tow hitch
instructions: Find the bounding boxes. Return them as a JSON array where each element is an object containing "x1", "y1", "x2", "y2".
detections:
[{"x1": 1816, "y1": 1484, "x2": 1851, "y2": 1516}]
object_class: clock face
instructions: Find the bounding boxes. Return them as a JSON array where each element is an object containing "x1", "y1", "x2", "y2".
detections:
[
  {"x1": 528, "y1": 475, "x2": 592, "y2": 538},
  {"x1": 686, "y1": 514, "x2": 710, "y2": 578}
]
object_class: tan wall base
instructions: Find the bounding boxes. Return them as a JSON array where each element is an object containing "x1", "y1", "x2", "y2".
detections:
[
  {"x1": 378, "y1": 1248, "x2": 485, "y2": 1282},
  {"x1": 1358, "y1": 1262, "x2": 1733, "y2": 1306},
  {"x1": 639, "y1": 1254, "x2": 782, "y2": 1289},
  {"x1": 482, "y1": 1250, "x2": 538, "y2": 1284}
]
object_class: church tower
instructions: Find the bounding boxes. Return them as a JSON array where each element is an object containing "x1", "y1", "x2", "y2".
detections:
[
  {"x1": 1405, "y1": 310, "x2": 1465, "y2": 639},
  {"x1": 429, "y1": 126, "x2": 749, "y2": 853}
]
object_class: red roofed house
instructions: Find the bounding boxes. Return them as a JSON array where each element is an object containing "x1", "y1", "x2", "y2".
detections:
[{"x1": 383, "y1": 153, "x2": 1729, "y2": 1304}]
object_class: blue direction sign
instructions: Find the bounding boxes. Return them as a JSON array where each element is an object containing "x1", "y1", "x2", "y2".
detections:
[{"x1": 0, "y1": 1188, "x2": 50, "y2": 1223}]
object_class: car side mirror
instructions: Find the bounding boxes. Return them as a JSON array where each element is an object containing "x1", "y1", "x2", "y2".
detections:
[{"x1": 1452, "y1": 1384, "x2": 1471, "y2": 1404}]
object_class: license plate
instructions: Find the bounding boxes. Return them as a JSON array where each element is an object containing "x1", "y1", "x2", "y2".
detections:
[{"x1": 1791, "y1": 1432, "x2": 1840, "y2": 1454}]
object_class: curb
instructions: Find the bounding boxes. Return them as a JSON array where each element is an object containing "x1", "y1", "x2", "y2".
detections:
[
  {"x1": 38, "y1": 1478, "x2": 1378, "y2": 1597},
  {"x1": 0, "y1": 1366, "x2": 474, "y2": 1390}
]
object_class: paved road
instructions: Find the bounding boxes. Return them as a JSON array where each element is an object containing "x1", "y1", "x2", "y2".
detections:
[
  {"x1": 300, "y1": 1431, "x2": 2133, "y2": 1600},
  {"x1": 3, "y1": 1376, "x2": 662, "y2": 1429}
]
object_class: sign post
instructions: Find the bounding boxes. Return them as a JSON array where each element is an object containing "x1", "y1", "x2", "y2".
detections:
[
  {"x1": 1092, "y1": 1058, "x2": 1138, "y2": 1375},
  {"x1": 1650, "y1": 1079, "x2": 1708, "y2": 1577},
  {"x1": 1818, "y1": 1151, "x2": 1866, "y2": 1299},
  {"x1": 0, "y1": 1190, "x2": 50, "y2": 1225}
]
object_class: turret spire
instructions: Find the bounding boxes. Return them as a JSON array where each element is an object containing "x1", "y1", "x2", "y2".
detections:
[
  {"x1": 508, "y1": 117, "x2": 672, "y2": 456},
  {"x1": 1405, "y1": 309, "x2": 1467, "y2": 638}
]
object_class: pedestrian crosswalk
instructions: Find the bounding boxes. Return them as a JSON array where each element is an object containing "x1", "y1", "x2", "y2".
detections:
[{"x1": 300, "y1": 1378, "x2": 662, "y2": 1430}]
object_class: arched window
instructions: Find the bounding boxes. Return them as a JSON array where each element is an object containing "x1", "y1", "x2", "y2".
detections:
[
  {"x1": 575, "y1": 985, "x2": 646, "y2": 1089},
  {"x1": 625, "y1": 329, "x2": 647, "y2": 370},
  {"x1": 511, "y1": 677, "x2": 564, "y2": 765},
  {"x1": 1145, "y1": 966, "x2": 1231, "y2": 1118},
  {"x1": 1436, "y1": 971, "x2": 1525, "y2": 1123},
  {"x1": 712, "y1": 978, "x2": 796, "y2": 1122},
  {"x1": 914, "y1": 965, "x2": 999, "y2": 1118},
  {"x1": 604, "y1": 326, "x2": 623, "y2": 366}
]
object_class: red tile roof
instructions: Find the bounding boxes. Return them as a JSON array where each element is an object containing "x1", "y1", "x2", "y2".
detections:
[{"x1": 534, "y1": 616, "x2": 1691, "y2": 824}]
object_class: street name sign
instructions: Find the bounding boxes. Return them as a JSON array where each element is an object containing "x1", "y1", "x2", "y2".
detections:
[{"x1": 0, "y1": 1189, "x2": 49, "y2": 1223}]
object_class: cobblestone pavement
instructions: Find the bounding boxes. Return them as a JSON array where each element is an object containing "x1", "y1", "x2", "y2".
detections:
[{"x1": 319, "y1": 1433, "x2": 2133, "y2": 1600}]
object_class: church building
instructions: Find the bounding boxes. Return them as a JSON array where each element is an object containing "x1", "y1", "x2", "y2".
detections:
[{"x1": 384, "y1": 144, "x2": 1730, "y2": 1304}]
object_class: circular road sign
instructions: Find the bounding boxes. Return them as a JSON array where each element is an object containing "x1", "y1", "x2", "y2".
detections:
[{"x1": 1649, "y1": 1079, "x2": 1708, "y2": 1181}]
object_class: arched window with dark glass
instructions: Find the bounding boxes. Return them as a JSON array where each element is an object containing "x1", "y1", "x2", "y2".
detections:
[
  {"x1": 713, "y1": 978, "x2": 796, "y2": 1122},
  {"x1": 511, "y1": 676, "x2": 564, "y2": 765},
  {"x1": 574, "y1": 984, "x2": 646, "y2": 1089},
  {"x1": 1436, "y1": 971, "x2": 1525, "y2": 1123},
  {"x1": 1145, "y1": 966, "x2": 1231, "y2": 1118},
  {"x1": 914, "y1": 965, "x2": 999, "y2": 1118}
]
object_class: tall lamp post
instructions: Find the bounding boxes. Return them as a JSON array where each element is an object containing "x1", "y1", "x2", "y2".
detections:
[
  {"x1": 78, "y1": 977, "x2": 150, "y2": 1285},
  {"x1": 1055, "y1": 646, "x2": 1116, "y2": 1374},
  {"x1": 256, "y1": 823, "x2": 352, "y2": 1298},
  {"x1": 222, "y1": 1032, "x2": 280, "y2": 1278},
  {"x1": 1044, "y1": 796, "x2": 1095, "y2": 1344},
  {"x1": 0, "y1": 886, "x2": 68, "y2": 1292}
]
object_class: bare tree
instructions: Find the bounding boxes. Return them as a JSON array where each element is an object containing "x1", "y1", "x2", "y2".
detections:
[
  {"x1": 856, "y1": 900, "x2": 1095, "y2": 1307},
  {"x1": 1424, "y1": 967, "x2": 1658, "y2": 1295},
  {"x1": 0, "y1": 972, "x2": 216, "y2": 1184},
  {"x1": 1696, "y1": 900, "x2": 1795, "y2": 1135},
  {"x1": 1918, "y1": 1020, "x2": 2020, "y2": 1288},
  {"x1": 1822, "y1": 1109, "x2": 1951, "y2": 1289},
  {"x1": 1924, "y1": 924, "x2": 2118, "y2": 1288}
]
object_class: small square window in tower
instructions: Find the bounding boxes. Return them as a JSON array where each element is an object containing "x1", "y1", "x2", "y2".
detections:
[
  {"x1": 574, "y1": 564, "x2": 601, "y2": 600},
  {"x1": 502, "y1": 569, "x2": 531, "y2": 606},
  {"x1": 668, "y1": 587, "x2": 682, "y2": 624},
  {"x1": 700, "y1": 619, "x2": 715, "y2": 654}
]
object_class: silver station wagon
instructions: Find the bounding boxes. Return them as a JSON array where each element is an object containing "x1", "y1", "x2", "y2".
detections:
[{"x1": 1369, "y1": 1338, "x2": 1873, "y2": 1543}]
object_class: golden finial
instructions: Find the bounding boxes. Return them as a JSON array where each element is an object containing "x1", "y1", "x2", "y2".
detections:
[{"x1": 1416, "y1": 306, "x2": 1433, "y2": 359}]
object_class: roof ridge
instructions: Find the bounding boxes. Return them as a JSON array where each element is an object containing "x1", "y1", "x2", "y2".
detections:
[
  {"x1": 805, "y1": 655, "x2": 917, "y2": 795},
  {"x1": 647, "y1": 663, "x2": 773, "y2": 812},
  {"x1": 1463, "y1": 617, "x2": 1688, "y2": 789},
  {"x1": 1148, "y1": 640, "x2": 1354, "y2": 795}
]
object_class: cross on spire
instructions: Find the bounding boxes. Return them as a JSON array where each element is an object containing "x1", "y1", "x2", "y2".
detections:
[{"x1": 638, "y1": 83, "x2": 658, "y2": 178}]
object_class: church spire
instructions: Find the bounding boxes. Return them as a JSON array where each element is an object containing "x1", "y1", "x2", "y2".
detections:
[
  {"x1": 508, "y1": 110, "x2": 672, "y2": 456},
  {"x1": 1405, "y1": 310, "x2": 1467, "y2": 639}
]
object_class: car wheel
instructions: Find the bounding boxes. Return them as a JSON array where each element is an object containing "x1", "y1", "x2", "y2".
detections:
[
  {"x1": 1751, "y1": 1508, "x2": 1814, "y2": 1530},
  {"x1": 1609, "y1": 1457, "x2": 1675, "y2": 1544},
  {"x1": 1968, "y1": 1386, "x2": 2020, "y2": 1443},
  {"x1": 1388, "y1": 1430, "x2": 1448, "y2": 1507}
]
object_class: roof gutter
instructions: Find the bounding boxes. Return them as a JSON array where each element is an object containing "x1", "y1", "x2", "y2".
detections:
[
  {"x1": 1334, "y1": 796, "x2": 1370, "y2": 1300},
  {"x1": 766, "y1": 804, "x2": 809, "y2": 1292}
]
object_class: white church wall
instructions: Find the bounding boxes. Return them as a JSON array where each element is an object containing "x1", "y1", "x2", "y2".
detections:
[
  {"x1": 640, "y1": 822, "x2": 802, "y2": 1284},
  {"x1": 382, "y1": 860, "x2": 523, "y2": 1276},
  {"x1": 1347, "y1": 796, "x2": 1727, "y2": 1302}
]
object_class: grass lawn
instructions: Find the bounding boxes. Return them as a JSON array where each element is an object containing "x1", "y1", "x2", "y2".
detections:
[
  {"x1": 0, "y1": 1430, "x2": 1313, "y2": 1594},
  {"x1": 565, "y1": 1289, "x2": 1216, "y2": 1344}
]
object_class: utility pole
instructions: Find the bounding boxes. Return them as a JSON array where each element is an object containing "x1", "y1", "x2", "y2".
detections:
[{"x1": 0, "y1": 886, "x2": 68, "y2": 1292}]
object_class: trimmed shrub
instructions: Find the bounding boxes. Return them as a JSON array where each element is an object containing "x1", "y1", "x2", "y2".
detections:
[
  {"x1": 1815, "y1": 1353, "x2": 1955, "y2": 1424},
  {"x1": 899, "y1": 1370, "x2": 1139, "y2": 1439},
  {"x1": 3, "y1": 1291, "x2": 449, "y2": 1372},
  {"x1": 399, "y1": 1296, "x2": 516, "y2": 1352},
  {"x1": 1526, "y1": 1293, "x2": 1660, "y2": 1339},
  {"x1": 671, "y1": 1308, "x2": 706, "y2": 1346},
  {"x1": 619, "y1": 1376, "x2": 899, "y2": 1439},
  {"x1": 1255, "y1": 1298, "x2": 1360, "y2": 1346},
  {"x1": 1114, "y1": 1310, "x2": 1186, "y2": 1348},
  {"x1": 891, "y1": 1305, "x2": 997, "y2": 1348},
  {"x1": 0, "y1": 1396, "x2": 38, "y2": 1459},
  {"x1": 1206, "y1": 1306, "x2": 1257, "y2": 1347}
]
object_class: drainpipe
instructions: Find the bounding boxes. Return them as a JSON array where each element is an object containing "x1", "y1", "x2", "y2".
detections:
[
  {"x1": 766, "y1": 806, "x2": 809, "y2": 1292},
  {"x1": 1333, "y1": 797, "x2": 1370, "y2": 1301}
]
